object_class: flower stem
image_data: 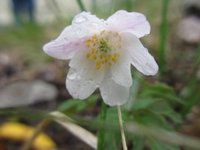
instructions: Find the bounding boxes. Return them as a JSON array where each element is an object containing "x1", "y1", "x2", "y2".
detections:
[
  {"x1": 126, "y1": 0, "x2": 132, "y2": 11},
  {"x1": 117, "y1": 106, "x2": 127, "y2": 150},
  {"x1": 159, "y1": 0, "x2": 170, "y2": 78},
  {"x1": 76, "y1": 0, "x2": 86, "y2": 11},
  {"x1": 20, "y1": 119, "x2": 50, "y2": 150},
  {"x1": 97, "y1": 102, "x2": 107, "y2": 150},
  {"x1": 92, "y1": 0, "x2": 97, "y2": 13}
]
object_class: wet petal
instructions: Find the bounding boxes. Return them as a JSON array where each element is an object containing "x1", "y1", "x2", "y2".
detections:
[
  {"x1": 43, "y1": 26, "x2": 87, "y2": 60},
  {"x1": 100, "y1": 77, "x2": 130, "y2": 106},
  {"x1": 72, "y1": 12, "x2": 105, "y2": 37},
  {"x1": 66, "y1": 68, "x2": 97, "y2": 99},
  {"x1": 106, "y1": 10, "x2": 150, "y2": 38},
  {"x1": 66, "y1": 50, "x2": 104, "y2": 99},
  {"x1": 121, "y1": 32, "x2": 158, "y2": 75}
]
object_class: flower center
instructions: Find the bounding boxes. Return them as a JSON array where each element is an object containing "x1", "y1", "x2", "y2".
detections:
[{"x1": 85, "y1": 30, "x2": 121, "y2": 70}]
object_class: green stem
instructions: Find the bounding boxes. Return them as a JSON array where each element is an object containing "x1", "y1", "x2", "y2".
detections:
[
  {"x1": 126, "y1": 0, "x2": 132, "y2": 11},
  {"x1": 97, "y1": 102, "x2": 108, "y2": 150},
  {"x1": 92, "y1": 0, "x2": 97, "y2": 13},
  {"x1": 76, "y1": 0, "x2": 86, "y2": 11},
  {"x1": 159, "y1": 0, "x2": 170, "y2": 78}
]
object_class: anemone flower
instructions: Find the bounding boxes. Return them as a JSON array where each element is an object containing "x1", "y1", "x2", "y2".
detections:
[{"x1": 43, "y1": 10, "x2": 158, "y2": 106}]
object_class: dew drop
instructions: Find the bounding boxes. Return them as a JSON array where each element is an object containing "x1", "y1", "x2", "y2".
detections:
[
  {"x1": 74, "y1": 16, "x2": 87, "y2": 24},
  {"x1": 67, "y1": 71, "x2": 76, "y2": 80},
  {"x1": 67, "y1": 69, "x2": 81, "y2": 80}
]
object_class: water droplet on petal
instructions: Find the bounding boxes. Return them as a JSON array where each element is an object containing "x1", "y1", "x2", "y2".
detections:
[
  {"x1": 67, "y1": 71, "x2": 76, "y2": 80},
  {"x1": 67, "y1": 69, "x2": 82, "y2": 80},
  {"x1": 74, "y1": 16, "x2": 87, "y2": 24}
]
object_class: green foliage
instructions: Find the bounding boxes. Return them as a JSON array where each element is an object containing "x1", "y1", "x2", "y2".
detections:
[
  {"x1": 159, "y1": 0, "x2": 170, "y2": 77},
  {"x1": 57, "y1": 95, "x2": 98, "y2": 114},
  {"x1": 97, "y1": 102, "x2": 108, "y2": 150},
  {"x1": 0, "y1": 24, "x2": 49, "y2": 64},
  {"x1": 181, "y1": 80, "x2": 200, "y2": 116},
  {"x1": 148, "y1": 138, "x2": 179, "y2": 150},
  {"x1": 132, "y1": 82, "x2": 183, "y2": 125},
  {"x1": 76, "y1": 0, "x2": 86, "y2": 11},
  {"x1": 132, "y1": 136, "x2": 145, "y2": 150},
  {"x1": 101, "y1": 108, "x2": 121, "y2": 150},
  {"x1": 125, "y1": 81, "x2": 183, "y2": 150}
]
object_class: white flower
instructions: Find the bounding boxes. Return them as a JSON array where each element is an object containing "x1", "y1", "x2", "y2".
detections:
[{"x1": 43, "y1": 10, "x2": 158, "y2": 106}]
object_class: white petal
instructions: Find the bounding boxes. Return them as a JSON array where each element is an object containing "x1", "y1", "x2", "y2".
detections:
[
  {"x1": 121, "y1": 32, "x2": 158, "y2": 75},
  {"x1": 66, "y1": 50, "x2": 104, "y2": 99},
  {"x1": 72, "y1": 12, "x2": 105, "y2": 37},
  {"x1": 66, "y1": 68, "x2": 97, "y2": 99},
  {"x1": 43, "y1": 26, "x2": 87, "y2": 60},
  {"x1": 111, "y1": 51, "x2": 132, "y2": 87},
  {"x1": 100, "y1": 76, "x2": 130, "y2": 106},
  {"x1": 106, "y1": 10, "x2": 150, "y2": 38},
  {"x1": 69, "y1": 49, "x2": 104, "y2": 79}
]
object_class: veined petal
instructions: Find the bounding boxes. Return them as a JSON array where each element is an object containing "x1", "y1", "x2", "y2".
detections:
[
  {"x1": 43, "y1": 26, "x2": 87, "y2": 60},
  {"x1": 72, "y1": 12, "x2": 106, "y2": 37},
  {"x1": 100, "y1": 76, "x2": 130, "y2": 106},
  {"x1": 121, "y1": 32, "x2": 158, "y2": 75},
  {"x1": 111, "y1": 50, "x2": 132, "y2": 87},
  {"x1": 106, "y1": 10, "x2": 150, "y2": 38}
]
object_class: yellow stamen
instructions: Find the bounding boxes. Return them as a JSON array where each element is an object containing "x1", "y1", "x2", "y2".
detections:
[{"x1": 85, "y1": 30, "x2": 122, "y2": 70}]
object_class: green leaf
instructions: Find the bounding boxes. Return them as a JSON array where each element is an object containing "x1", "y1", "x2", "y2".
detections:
[
  {"x1": 148, "y1": 138, "x2": 180, "y2": 150},
  {"x1": 149, "y1": 101, "x2": 182, "y2": 124},
  {"x1": 57, "y1": 95, "x2": 98, "y2": 113},
  {"x1": 140, "y1": 82, "x2": 183, "y2": 104},
  {"x1": 103, "y1": 108, "x2": 121, "y2": 150},
  {"x1": 131, "y1": 135, "x2": 145, "y2": 150},
  {"x1": 58, "y1": 100, "x2": 82, "y2": 112},
  {"x1": 134, "y1": 111, "x2": 173, "y2": 130},
  {"x1": 132, "y1": 98, "x2": 162, "y2": 111}
]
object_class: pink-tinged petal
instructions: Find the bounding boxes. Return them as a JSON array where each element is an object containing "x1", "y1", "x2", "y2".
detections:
[
  {"x1": 111, "y1": 50, "x2": 132, "y2": 87},
  {"x1": 72, "y1": 12, "x2": 106, "y2": 37},
  {"x1": 43, "y1": 26, "x2": 87, "y2": 60},
  {"x1": 100, "y1": 76, "x2": 130, "y2": 106},
  {"x1": 121, "y1": 32, "x2": 158, "y2": 75},
  {"x1": 106, "y1": 10, "x2": 150, "y2": 38}
]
